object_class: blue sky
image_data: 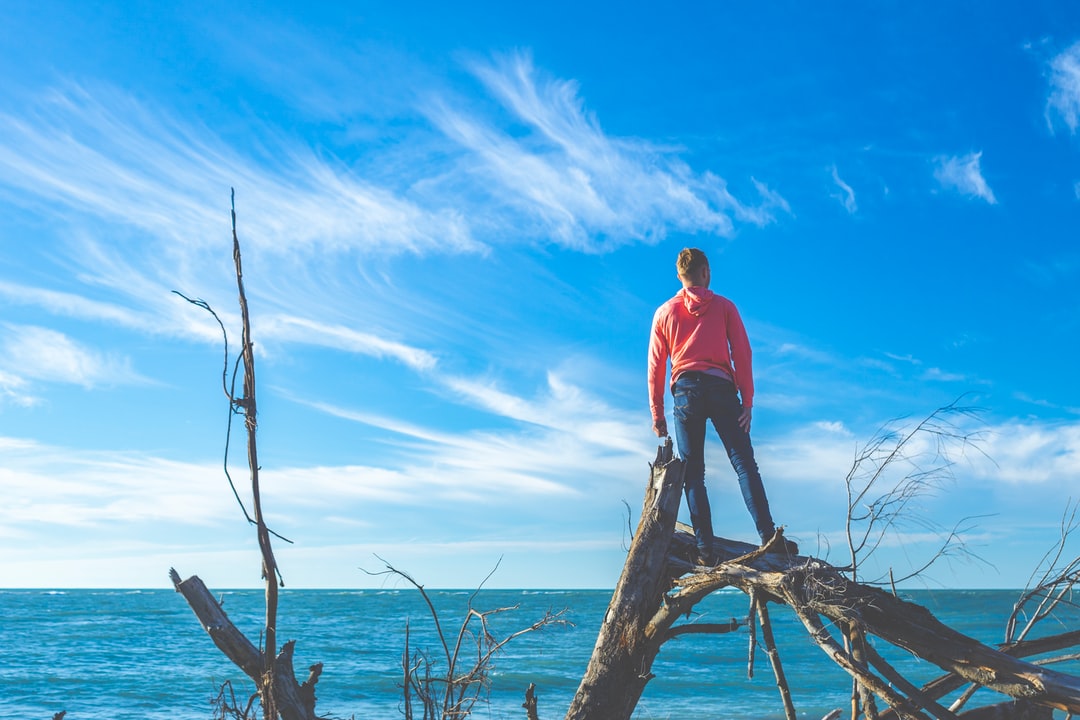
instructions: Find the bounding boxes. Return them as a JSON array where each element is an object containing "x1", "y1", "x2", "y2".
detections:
[{"x1": 1, "y1": 1, "x2": 1078, "y2": 590}]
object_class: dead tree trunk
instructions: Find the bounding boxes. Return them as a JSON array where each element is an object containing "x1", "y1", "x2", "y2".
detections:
[
  {"x1": 230, "y1": 197, "x2": 283, "y2": 719},
  {"x1": 169, "y1": 570, "x2": 322, "y2": 719},
  {"x1": 171, "y1": 192, "x2": 320, "y2": 720},
  {"x1": 564, "y1": 439, "x2": 686, "y2": 720},
  {"x1": 568, "y1": 442, "x2": 1080, "y2": 720}
]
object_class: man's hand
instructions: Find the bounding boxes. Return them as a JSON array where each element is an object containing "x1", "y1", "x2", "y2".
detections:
[
  {"x1": 738, "y1": 407, "x2": 752, "y2": 433},
  {"x1": 653, "y1": 418, "x2": 668, "y2": 437}
]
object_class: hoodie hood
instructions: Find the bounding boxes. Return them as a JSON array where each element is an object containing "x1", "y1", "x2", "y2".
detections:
[{"x1": 680, "y1": 286, "x2": 715, "y2": 317}]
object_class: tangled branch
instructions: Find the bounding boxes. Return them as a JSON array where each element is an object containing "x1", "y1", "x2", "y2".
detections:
[{"x1": 364, "y1": 557, "x2": 571, "y2": 720}]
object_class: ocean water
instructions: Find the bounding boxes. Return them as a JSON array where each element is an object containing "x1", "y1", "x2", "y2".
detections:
[{"x1": 1, "y1": 587, "x2": 1077, "y2": 720}]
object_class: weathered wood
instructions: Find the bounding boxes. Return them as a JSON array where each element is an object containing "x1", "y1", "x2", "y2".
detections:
[
  {"x1": 879, "y1": 629, "x2": 1080, "y2": 720},
  {"x1": 523, "y1": 682, "x2": 540, "y2": 720},
  {"x1": 848, "y1": 624, "x2": 880, "y2": 720},
  {"x1": 757, "y1": 599, "x2": 796, "y2": 720},
  {"x1": 664, "y1": 620, "x2": 741, "y2": 640},
  {"x1": 169, "y1": 568, "x2": 262, "y2": 681},
  {"x1": 790, "y1": 600, "x2": 934, "y2": 720},
  {"x1": 568, "y1": 453, "x2": 1080, "y2": 719},
  {"x1": 748, "y1": 590, "x2": 759, "y2": 679},
  {"x1": 711, "y1": 562, "x2": 1080, "y2": 714},
  {"x1": 804, "y1": 578, "x2": 1080, "y2": 713},
  {"x1": 271, "y1": 641, "x2": 319, "y2": 720},
  {"x1": 861, "y1": 641, "x2": 959, "y2": 720},
  {"x1": 230, "y1": 193, "x2": 281, "y2": 720},
  {"x1": 170, "y1": 568, "x2": 321, "y2": 719},
  {"x1": 956, "y1": 699, "x2": 1053, "y2": 719},
  {"x1": 564, "y1": 440, "x2": 685, "y2": 720}
]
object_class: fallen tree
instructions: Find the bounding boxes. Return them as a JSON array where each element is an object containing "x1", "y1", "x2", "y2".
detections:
[{"x1": 566, "y1": 438, "x2": 1080, "y2": 720}]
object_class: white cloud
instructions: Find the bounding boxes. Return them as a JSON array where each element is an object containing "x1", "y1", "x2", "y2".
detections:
[
  {"x1": 883, "y1": 352, "x2": 922, "y2": 366},
  {"x1": 440, "y1": 370, "x2": 645, "y2": 455},
  {"x1": 813, "y1": 420, "x2": 851, "y2": 435},
  {"x1": 301, "y1": 378, "x2": 646, "y2": 499},
  {"x1": 1047, "y1": 42, "x2": 1080, "y2": 134},
  {"x1": 1013, "y1": 392, "x2": 1080, "y2": 417},
  {"x1": 0, "y1": 85, "x2": 480, "y2": 259},
  {"x1": 829, "y1": 165, "x2": 857, "y2": 214},
  {"x1": 0, "y1": 324, "x2": 144, "y2": 388},
  {"x1": 262, "y1": 315, "x2": 438, "y2": 372},
  {"x1": 279, "y1": 365, "x2": 659, "y2": 509},
  {"x1": 933, "y1": 151, "x2": 997, "y2": 204},
  {"x1": 764, "y1": 415, "x2": 1080, "y2": 493},
  {"x1": 0, "y1": 280, "x2": 148, "y2": 328},
  {"x1": 0, "y1": 441, "x2": 235, "y2": 529},
  {"x1": 425, "y1": 52, "x2": 789, "y2": 252},
  {"x1": 0, "y1": 368, "x2": 38, "y2": 407},
  {"x1": 758, "y1": 422, "x2": 859, "y2": 486},
  {"x1": 922, "y1": 367, "x2": 967, "y2": 383},
  {"x1": 970, "y1": 421, "x2": 1080, "y2": 485},
  {"x1": 0, "y1": 67, "x2": 790, "y2": 263},
  {"x1": 775, "y1": 342, "x2": 834, "y2": 364},
  {"x1": 265, "y1": 456, "x2": 576, "y2": 507}
]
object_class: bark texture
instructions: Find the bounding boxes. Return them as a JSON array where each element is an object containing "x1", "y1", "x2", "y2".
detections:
[
  {"x1": 170, "y1": 568, "x2": 320, "y2": 720},
  {"x1": 564, "y1": 439, "x2": 686, "y2": 720}
]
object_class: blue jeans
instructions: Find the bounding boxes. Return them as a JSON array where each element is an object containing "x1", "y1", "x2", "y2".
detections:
[{"x1": 672, "y1": 372, "x2": 776, "y2": 553}]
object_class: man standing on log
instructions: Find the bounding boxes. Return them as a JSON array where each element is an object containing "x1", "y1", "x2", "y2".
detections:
[{"x1": 648, "y1": 247, "x2": 792, "y2": 565}]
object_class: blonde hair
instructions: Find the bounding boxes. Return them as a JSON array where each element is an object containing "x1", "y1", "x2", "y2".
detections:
[{"x1": 676, "y1": 248, "x2": 709, "y2": 279}]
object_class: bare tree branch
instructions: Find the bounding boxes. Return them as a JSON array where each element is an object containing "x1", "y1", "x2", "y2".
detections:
[
  {"x1": 366, "y1": 557, "x2": 570, "y2": 720},
  {"x1": 843, "y1": 399, "x2": 990, "y2": 585}
]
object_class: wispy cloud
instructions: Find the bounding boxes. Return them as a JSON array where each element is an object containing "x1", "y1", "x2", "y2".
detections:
[
  {"x1": 766, "y1": 415, "x2": 1080, "y2": 493},
  {"x1": 829, "y1": 165, "x2": 857, "y2": 214},
  {"x1": 1047, "y1": 41, "x2": 1080, "y2": 134},
  {"x1": 0, "y1": 61, "x2": 790, "y2": 265},
  {"x1": 0, "y1": 324, "x2": 146, "y2": 388},
  {"x1": 933, "y1": 151, "x2": 997, "y2": 204},
  {"x1": 883, "y1": 352, "x2": 923, "y2": 366},
  {"x1": 0, "y1": 280, "x2": 148, "y2": 328},
  {"x1": 0, "y1": 85, "x2": 480, "y2": 259},
  {"x1": 425, "y1": 52, "x2": 789, "y2": 252},
  {"x1": 775, "y1": 342, "x2": 835, "y2": 364},
  {"x1": 0, "y1": 61, "x2": 793, "y2": 377},
  {"x1": 441, "y1": 371, "x2": 643, "y2": 454},
  {"x1": 0, "y1": 440, "x2": 235, "y2": 530},
  {"x1": 921, "y1": 367, "x2": 968, "y2": 383},
  {"x1": 0, "y1": 369, "x2": 37, "y2": 407},
  {"x1": 1018, "y1": 252, "x2": 1080, "y2": 293},
  {"x1": 1013, "y1": 392, "x2": 1080, "y2": 416},
  {"x1": 971, "y1": 421, "x2": 1080, "y2": 485},
  {"x1": 262, "y1": 315, "x2": 438, "y2": 372},
  {"x1": 301, "y1": 369, "x2": 648, "y2": 498},
  {"x1": 758, "y1": 421, "x2": 858, "y2": 487}
]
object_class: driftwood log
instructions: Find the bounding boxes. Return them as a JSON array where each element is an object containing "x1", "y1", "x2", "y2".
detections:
[
  {"x1": 566, "y1": 442, "x2": 1080, "y2": 720},
  {"x1": 169, "y1": 568, "x2": 323, "y2": 720}
]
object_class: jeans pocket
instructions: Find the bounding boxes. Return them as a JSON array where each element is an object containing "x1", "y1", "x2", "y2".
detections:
[{"x1": 673, "y1": 388, "x2": 695, "y2": 421}]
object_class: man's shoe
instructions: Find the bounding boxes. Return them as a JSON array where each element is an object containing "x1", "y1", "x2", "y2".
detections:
[
  {"x1": 695, "y1": 548, "x2": 718, "y2": 567},
  {"x1": 763, "y1": 537, "x2": 799, "y2": 556}
]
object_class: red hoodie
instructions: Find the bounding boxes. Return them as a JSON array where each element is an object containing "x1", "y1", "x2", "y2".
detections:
[{"x1": 648, "y1": 286, "x2": 754, "y2": 426}]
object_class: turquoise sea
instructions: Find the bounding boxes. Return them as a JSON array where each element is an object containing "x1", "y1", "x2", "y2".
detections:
[{"x1": 1, "y1": 588, "x2": 1077, "y2": 719}]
